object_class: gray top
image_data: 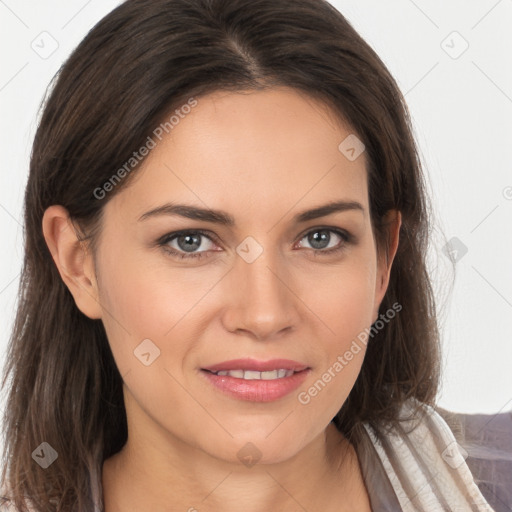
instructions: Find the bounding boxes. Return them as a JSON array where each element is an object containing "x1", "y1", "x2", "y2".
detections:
[{"x1": 356, "y1": 405, "x2": 512, "y2": 512}]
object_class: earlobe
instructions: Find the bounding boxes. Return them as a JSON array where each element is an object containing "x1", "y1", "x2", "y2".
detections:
[{"x1": 42, "y1": 205, "x2": 103, "y2": 320}]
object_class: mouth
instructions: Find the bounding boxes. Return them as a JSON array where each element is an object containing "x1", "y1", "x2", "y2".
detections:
[
  {"x1": 203, "y1": 368, "x2": 300, "y2": 380},
  {"x1": 200, "y1": 358, "x2": 311, "y2": 402}
]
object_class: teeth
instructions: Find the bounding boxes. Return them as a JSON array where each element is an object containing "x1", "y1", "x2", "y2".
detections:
[
  {"x1": 222, "y1": 369, "x2": 244, "y2": 378},
  {"x1": 214, "y1": 369, "x2": 295, "y2": 380},
  {"x1": 244, "y1": 370, "x2": 261, "y2": 380}
]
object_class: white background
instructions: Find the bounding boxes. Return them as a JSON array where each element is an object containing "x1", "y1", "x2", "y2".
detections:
[{"x1": 0, "y1": 0, "x2": 511, "y2": 418}]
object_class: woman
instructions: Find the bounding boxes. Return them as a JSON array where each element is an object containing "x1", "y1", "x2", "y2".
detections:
[{"x1": 0, "y1": 0, "x2": 499, "y2": 510}]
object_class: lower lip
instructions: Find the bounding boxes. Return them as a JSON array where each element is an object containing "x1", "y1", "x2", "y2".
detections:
[{"x1": 200, "y1": 369, "x2": 311, "y2": 402}]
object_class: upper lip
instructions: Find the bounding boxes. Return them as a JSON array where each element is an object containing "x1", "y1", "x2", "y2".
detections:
[{"x1": 202, "y1": 358, "x2": 309, "y2": 373}]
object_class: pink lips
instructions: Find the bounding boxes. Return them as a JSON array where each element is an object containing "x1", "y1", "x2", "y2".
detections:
[{"x1": 200, "y1": 358, "x2": 311, "y2": 402}]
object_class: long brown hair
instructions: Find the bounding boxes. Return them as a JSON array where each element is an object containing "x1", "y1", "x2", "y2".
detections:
[{"x1": 1, "y1": 0, "x2": 443, "y2": 509}]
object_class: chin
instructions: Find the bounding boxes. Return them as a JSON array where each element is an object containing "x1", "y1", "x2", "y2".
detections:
[{"x1": 203, "y1": 432, "x2": 307, "y2": 467}]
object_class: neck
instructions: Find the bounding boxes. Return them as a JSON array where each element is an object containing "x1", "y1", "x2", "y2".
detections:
[{"x1": 102, "y1": 422, "x2": 368, "y2": 512}]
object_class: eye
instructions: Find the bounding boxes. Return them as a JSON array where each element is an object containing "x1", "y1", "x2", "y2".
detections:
[
  {"x1": 157, "y1": 227, "x2": 354, "y2": 261},
  {"x1": 295, "y1": 227, "x2": 352, "y2": 255},
  {"x1": 158, "y1": 230, "x2": 219, "y2": 260}
]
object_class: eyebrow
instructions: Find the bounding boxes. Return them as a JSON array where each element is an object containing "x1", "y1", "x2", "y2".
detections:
[{"x1": 138, "y1": 200, "x2": 364, "y2": 225}]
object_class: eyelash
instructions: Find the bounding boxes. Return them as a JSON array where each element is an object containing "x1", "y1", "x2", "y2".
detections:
[{"x1": 157, "y1": 227, "x2": 354, "y2": 260}]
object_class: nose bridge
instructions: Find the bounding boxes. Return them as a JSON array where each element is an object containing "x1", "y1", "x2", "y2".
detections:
[{"x1": 224, "y1": 235, "x2": 299, "y2": 338}]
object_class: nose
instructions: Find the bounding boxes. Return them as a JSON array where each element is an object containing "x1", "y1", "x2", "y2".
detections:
[{"x1": 221, "y1": 246, "x2": 301, "y2": 341}]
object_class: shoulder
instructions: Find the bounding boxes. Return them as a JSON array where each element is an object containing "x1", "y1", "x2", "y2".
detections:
[
  {"x1": 436, "y1": 406, "x2": 512, "y2": 512},
  {"x1": 362, "y1": 398, "x2": 497, "y2": 511}
]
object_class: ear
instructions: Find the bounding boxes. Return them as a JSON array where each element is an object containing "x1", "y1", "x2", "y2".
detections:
[
  {"x1": 372, "y1": 209, "x2": 401, "y2": 321},
  {"x1": 42, "y1": 205, "x2": 102, "y2": 320}
]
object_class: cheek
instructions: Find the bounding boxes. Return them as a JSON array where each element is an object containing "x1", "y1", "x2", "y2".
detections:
[
  {"x1": 99, "y1": 244, "x2": 194, "y2": 326},
  {"x1": 96, "y1": 247, "x2": 226, "y2": 371},
  {"x1": 300, "y1": 254, "x2": 377, "y2": 342},
  {"x1": 293, "y1": 256, "x2": 376, "y2": 409}
]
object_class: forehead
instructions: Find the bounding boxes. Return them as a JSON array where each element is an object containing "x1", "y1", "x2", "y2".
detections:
[{"x1": 107, "y1": 87, "x2": 369, "y2": 225}]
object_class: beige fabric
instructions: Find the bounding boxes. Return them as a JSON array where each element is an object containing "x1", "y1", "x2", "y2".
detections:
[{"x1": 362, "y1": 399, "x2": 496, "y2": 511}]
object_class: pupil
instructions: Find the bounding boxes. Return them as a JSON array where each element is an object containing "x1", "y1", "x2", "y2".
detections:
[
  {"x1": 309, "y1": 230, "x2": 329, "y2": 249},
  {"x1": 178, "y1": 234, "x2": 201, "y2": 252}
]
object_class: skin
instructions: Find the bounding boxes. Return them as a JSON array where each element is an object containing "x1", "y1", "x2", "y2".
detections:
[{"x1": 43, "y1": 86, "x2": 401, "y2": 512}]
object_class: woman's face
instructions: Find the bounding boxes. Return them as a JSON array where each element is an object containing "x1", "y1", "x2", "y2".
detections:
[{"x1": 91, "y1": 86, "x2": 398, "y2": 465}]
